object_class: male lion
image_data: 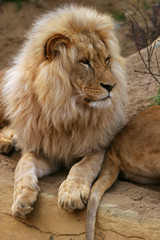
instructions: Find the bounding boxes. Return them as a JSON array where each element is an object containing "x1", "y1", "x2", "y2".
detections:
[
  {"x1": 86, "y1": 105, "x2": 160, "y2": 240},
  {"x1": 0, "y1": 4, "x2": 127, "y2": 220}
]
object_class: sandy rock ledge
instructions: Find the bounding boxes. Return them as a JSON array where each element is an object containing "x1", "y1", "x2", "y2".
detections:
[
  {"x1": 0, "y1": 48, "x2": 160, "y2": 240},
  {"x1": 1, "y1": 153, "x2": 160, "y2": 240}
]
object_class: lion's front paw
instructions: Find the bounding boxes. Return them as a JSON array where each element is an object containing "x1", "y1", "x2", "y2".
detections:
[
  {"x1": 58, "y1": 179, "x2": 90, "y2": 212},
  {"x1": 12, "y1": 185, "x2": 40, "y2": 219},
  {"x1": 0, "y1": 138, "x2": 14, "y2": 154}
]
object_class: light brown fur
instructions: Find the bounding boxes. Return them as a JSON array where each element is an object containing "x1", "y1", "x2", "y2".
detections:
[
  {"x1": 0, "y1": 68, "x2": 15, "y2": 154},
  {"x1": 0, "y1": 4, "x2": 127, "y2": 232},
  {"x1": 86, "y1": 105, "x2": 160, "y2": 240}
]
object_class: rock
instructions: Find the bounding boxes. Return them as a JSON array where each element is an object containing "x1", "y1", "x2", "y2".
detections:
[
  {"x1": 1, "y1": 48, "x2": 160, "y2": 240},
  {"x1": 126, "y1": 46, "x2": 160, "y2": 119},
  {"x1": 1, "y1": 153, "x2": 160, "y2": 240}
]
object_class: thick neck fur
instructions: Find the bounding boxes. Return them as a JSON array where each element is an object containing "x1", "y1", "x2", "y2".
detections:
[{"x1": 2, "y1": 62, "x2": 125, "y2": 164}]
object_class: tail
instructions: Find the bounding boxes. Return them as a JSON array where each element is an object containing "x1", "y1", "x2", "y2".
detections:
[{"x1": 86, "y1": 152, "x2": 119, "y2": 240}]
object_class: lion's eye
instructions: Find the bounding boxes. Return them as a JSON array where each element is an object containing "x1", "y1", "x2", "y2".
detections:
[
  {"x1": 106, "y1": 57, "x2": 110, "y2": 64},
  {"x1": 80, "y1": 59, "x2": 91, "y2": 67}
]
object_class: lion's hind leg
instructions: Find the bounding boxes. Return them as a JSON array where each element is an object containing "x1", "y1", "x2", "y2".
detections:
[{"x1": 0, "y1": 126, "x2": 15, "y2": 154}]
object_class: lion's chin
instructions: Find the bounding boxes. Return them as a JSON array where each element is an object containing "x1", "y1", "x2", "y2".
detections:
[{"x1": 86, "y1": 97, "x2": 112, "y2": 108}]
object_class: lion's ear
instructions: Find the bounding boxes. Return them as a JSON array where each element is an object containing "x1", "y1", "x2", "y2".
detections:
[{"x1": 45, "y1": 34, "x2": 71, "y2": 60}]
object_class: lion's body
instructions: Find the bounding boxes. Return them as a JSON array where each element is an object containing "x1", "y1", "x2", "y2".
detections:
[
  {"x1": 111, "y1": 105, "x2": 160, "y2": 184},
  {"x1": 0, "y1": 4, "x2": 127, "y2": 239},
  {"x1": 86, "y1": 106, "x2": 160, "y2": 240}
]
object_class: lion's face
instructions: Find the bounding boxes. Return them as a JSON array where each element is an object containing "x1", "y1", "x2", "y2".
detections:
[
  {"x1": 45, "y1": 32, "x2": 117, "y2": 108},
  {"x1": 70, "y1": 34, "x2": 117, "y2": 107}
]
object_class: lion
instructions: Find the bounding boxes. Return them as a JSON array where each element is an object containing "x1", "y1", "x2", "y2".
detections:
[
  {"x1": 86, "y1": 105, "x2": 160, "y2": 240},
  {"x1": 0, "y1": 4, "x2": 127, "y2": 225}
]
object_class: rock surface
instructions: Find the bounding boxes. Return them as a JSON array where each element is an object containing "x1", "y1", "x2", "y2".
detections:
[
  {"x1": 0, "y1": 43, "x2": 160, "y2": 240},
  {"x1": 1, "y1": 152, "x2": 160, "y2": 240},
  {"x1": 126, "y1": 46, "x2": 160, "y2": 119}
]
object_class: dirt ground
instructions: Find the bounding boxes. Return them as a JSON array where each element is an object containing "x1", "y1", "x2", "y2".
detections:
[
  {"x1": 0, "y1": 0, "x2": 156, "y2": 70},
  {"x1": 0, "y1": 0, "x2": 160, "y2": 233}
]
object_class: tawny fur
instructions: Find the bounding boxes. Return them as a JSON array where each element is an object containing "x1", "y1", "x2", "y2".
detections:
[
  {"x1": 86, "y1": 106, "x2": 160, "y2": 240},
  {"x1": 1, "y1": 5, "x2": 127, "y2": 162},
  {"x1": 0, "y1": 4, "x2": 127, "y2": 231}
]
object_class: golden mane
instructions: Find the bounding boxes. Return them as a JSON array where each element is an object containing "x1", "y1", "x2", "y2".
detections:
[{"x1": 2, "y1": 4, "x2": 127, "y2": 164}]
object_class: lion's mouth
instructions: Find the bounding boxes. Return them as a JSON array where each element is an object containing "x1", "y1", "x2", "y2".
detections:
[{"x1": 84, "y1": 95, "x2": 111, "y2": 103}]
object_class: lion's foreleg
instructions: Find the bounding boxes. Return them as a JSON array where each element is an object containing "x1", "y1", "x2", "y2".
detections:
[
  {"x1": 58, "y1": 150, "x2": 105, "y2": 212},
  {"x1": 12, "y1": 152, "x2": 54, "y2": 218}
]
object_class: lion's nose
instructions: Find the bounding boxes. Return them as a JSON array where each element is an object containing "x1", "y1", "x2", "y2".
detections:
[{"x1": 100, "y1": 83, "x2": 116, "y2": 93}]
